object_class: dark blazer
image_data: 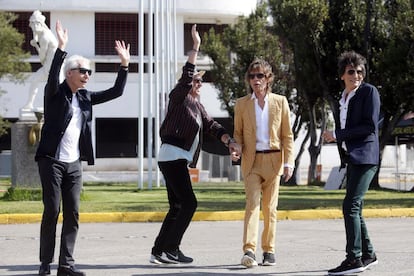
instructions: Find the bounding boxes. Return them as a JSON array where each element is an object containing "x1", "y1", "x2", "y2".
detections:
[
  {"x1": 35, "y1": 48, "x2": 128, "y2": 165},
  {"x1": 159, "y1": 62, "x2": 227, "y2": 168},
  {"x1": 333, "y1": 82, "x2": 381, "y2": 167}
]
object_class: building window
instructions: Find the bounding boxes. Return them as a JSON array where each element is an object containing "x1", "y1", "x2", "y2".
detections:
[
  {"x1": 0, "y1": 118, "x2": 18, "y2": 152},
  {"x1": 183, "y1": 23, "x2": 227, "y2": 55},
  {"x1": 183, "y1": 23, "x2": 227, "y2": 82},
  {"x1": 96, "y1": 118, "x2": 137, "y2": 158},
  {"x1": 95, "y1": 118, "x2": 155, "y2": 158},
  {"x1": 95, "y1": 13, "x2": 141, "y2": 73},
  {"x1": 11, "y1": 11, "x2": 51, "y2": 72},
  {"x1": 95, "y1": 63, "x2": 139, "y2": 73},
  {"x1": 95, "y1": 13, "x2": 138, "y2": 56}
]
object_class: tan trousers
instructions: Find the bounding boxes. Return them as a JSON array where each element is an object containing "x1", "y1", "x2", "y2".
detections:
[{"x1": 243, "y1": 153, "x2": 281, "y2": 254}]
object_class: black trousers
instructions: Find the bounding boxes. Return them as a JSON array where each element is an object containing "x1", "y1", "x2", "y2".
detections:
[
  {"x1": 152, "y1": 159, "x2": 197, "y2": 254},
  {"x1": 37, "y1": 157, "x2": 82, "y2": 266}
]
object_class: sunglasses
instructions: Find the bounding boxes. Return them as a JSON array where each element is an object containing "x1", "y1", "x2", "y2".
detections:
[
  {"x1": 248, "y1": 73, "x2": 266, "y2": 80},
  {"x1": 193, "y1": 78, "x2": 203, "y2": 83},
  {"x1": 346, "y1": 69, "x2": 363, "y2": 76},
  {"x1": 71, "y1": 67, "x2": 92, "y2": 76}
]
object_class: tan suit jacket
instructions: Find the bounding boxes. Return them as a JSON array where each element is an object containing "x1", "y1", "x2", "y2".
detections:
[{"x1": 234, "y1": 93, "x2": 294, "y2": 178}]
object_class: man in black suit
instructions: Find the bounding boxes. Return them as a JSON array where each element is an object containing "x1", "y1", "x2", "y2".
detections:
[
  {"x1": 35, "y1": 20, "x2": 130, "y2": 276},
  {"x1": 323, "y1": 51, "x2": 380, "y2": 276}
]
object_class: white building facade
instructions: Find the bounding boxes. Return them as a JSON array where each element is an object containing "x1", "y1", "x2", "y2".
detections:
[
  {"x1": 1, "y1": 0, "x2": 407, "y2": 188},
  {"x1": 0, "y1": 0, "x2": 259, "y2": 186}
]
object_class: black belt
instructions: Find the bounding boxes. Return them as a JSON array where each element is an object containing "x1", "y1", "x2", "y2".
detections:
[{"x1": 256, "y1": 149, "x2": 280, "y2": 154}]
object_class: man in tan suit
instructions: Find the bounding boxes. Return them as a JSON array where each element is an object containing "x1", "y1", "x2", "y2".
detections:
[{"x1": 234, "y1": 58, "x2": 294, "y2": 268}]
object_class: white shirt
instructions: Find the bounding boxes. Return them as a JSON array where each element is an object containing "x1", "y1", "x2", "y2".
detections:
[
  {"x1": 338, "y1": 88, "x2": 357, "y2": 150},
  {"x1": 251, "y1": 93, "x2": 292, "y2": 169},
  {"x1": 251, "y1": 93, "x2": 270, "y2": 151},
  {"x1": 59, "y1": 94, "x2": 82, "y2": 162}
]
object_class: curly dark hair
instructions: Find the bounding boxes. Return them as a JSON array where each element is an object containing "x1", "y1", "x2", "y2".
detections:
[{"x1": 337, "y1": 51, "x2": 367, "y2": 78}]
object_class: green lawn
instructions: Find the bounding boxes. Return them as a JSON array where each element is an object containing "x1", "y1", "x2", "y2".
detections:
[{"x1": 0, "y1": 179, "x2": 413, "y2": 214}]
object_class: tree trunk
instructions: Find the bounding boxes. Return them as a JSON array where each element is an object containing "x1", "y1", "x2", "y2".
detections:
[
  {"x1": 307, "y1": 105, "x2": 324, "y2": 184},
  {"x1": 285, "y1": 126, "x2": 310, "y2": 186}
]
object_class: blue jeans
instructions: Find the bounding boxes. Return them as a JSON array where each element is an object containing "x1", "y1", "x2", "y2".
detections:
[{"x1": 343, "y1": 163, "x2": 377, "y2": 260}]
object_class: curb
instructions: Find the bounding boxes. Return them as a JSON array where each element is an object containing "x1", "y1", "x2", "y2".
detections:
[{"x1": 1, "y1": 208, "x2": 413, "y2": 224}]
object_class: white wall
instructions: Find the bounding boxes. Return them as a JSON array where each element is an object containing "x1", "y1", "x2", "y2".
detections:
[
  {"x1": 1, "y1": 0, "x2": 256, "y2": 119},
  {"x1": 0, "y1": 0, "x2": 257, "y2": 174},
  {"x1": 0, "y1": 0, "x2": 257, "y2": 15},
  {"x1": 3, "y1": 1, "x2": 403, "y2": 178}
]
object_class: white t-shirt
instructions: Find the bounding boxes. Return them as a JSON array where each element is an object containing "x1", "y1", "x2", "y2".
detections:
[{"x1": 59, "y1": 94, "x2": 82, "y2": 162}]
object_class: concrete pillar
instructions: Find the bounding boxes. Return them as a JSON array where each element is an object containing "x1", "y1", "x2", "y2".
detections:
[{"x1": 11, "y1": 121, "x2": 41, "y2": 187}]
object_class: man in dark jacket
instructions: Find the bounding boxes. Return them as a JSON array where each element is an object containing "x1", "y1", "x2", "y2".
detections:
[
  {"x1": 150, "y1": 24, "x2": 241, "y2": 265},
  {"x1": 35, "y1": 20, "x2": 130, "y2": 276},
  {"x1": 323, "y1": 51, "x2": 380, "y2": 276}
]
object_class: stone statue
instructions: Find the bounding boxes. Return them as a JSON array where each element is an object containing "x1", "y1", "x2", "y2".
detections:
[{"x1": 21, "y1": 10, "x2": 60, "y2": 112}]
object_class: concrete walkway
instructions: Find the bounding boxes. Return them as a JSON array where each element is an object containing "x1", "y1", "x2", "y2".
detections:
[{"x1": 1, "y1": 218, "x2": 413, "y2": 275}]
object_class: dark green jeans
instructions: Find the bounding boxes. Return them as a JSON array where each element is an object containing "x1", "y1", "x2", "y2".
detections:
[{"x1": 343, "y1": 163, "x2": 378, "y2": 260}]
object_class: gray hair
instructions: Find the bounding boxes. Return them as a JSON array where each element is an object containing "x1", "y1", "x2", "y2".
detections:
[{"x1": 63, "y1": 55, "x2": 91, "y2": 75}]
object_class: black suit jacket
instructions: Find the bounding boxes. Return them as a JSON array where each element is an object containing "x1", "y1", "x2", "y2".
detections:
[
  {"x1": 333, "y1": 82, "x2": 381, "y2": 167},
  {"x1": 35, "y1": 48, "x2": 128, "y2": 165}
]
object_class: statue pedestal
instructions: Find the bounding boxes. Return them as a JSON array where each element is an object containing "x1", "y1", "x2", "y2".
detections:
[{"x1": 11, "y1": 121, "x2": 41, "y2": 187}]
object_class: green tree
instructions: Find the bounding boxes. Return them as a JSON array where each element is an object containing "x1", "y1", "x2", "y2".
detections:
[
  {"x1": 374, "y1": 0, "x2": 414, "y2": 149},
  {"x1": 202, "y1": 3, "x2": 310, "y2": 184},
  {"x1": 269, "y1": 0, "x2": 330, "y2": 183},
  {"x1": 202, "y1": 3, "x2": 295, "y2": 118},
  {"x1": 269, "y1": 0, "x2": 414, "y2": 186},
  {"x1": 0, "y1": 11, "x2": 30, "y2": 137},
  {"x1": 317, "y1": 0, "x2": 414, "y2": 187}
]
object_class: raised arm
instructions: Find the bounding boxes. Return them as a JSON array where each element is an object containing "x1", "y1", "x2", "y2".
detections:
[
  {"x1": 55, "y1": 20, "x2": 68, "y2": 51},
  {"x1": 188, "y1": 24, "x2": 200, "y2": 65}
]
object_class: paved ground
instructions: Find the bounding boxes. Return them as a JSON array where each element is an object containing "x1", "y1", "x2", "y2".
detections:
[{"x1": 1, "y1": 217, "x2": 413, "y2": 276}]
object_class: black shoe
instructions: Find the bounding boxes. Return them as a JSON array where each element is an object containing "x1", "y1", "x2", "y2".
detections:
[
  {"x1": 241, "y1": 251, "x2": 258, "y2": 268},
  {"x1": 38, "y1": 263, "x2": 50, "y2": 275},
  {"x1": 262, "y1": 252, "x2": 276, "y2": 266},
  {"x1": 150, "y1": 252, "x2": 176, "y2": 264},
  {"x1": 328, "y1": 258, "x2": 365, "y2": 275},
  {"x1": 162, "y1": 249, "x2": 193, "y2": 264},
  {"x1": 57, "y1": 265, "x2": 85, "y2": 276},
  {"x1": 362, "y1": 253, "x2": 378, "y2": 269}
]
